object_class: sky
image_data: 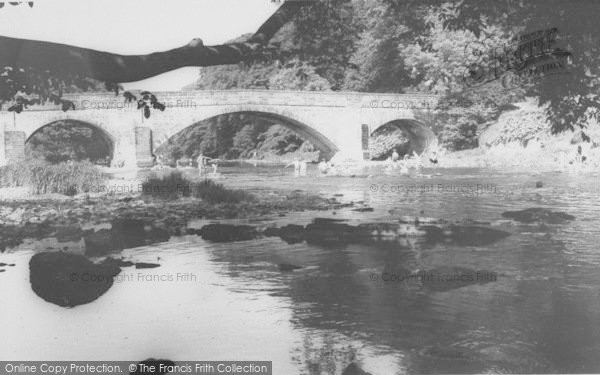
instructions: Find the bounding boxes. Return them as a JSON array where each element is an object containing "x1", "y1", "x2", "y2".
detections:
[{"x1": 0, "y1": 0, "x2": 282, "y2": 90}]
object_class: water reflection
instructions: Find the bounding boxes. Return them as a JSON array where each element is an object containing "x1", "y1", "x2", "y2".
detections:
[{"x1": 2, "y1": 165, "x2": 600, "y2": 373}]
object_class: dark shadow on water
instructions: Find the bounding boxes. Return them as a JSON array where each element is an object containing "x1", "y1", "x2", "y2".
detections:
[
  {"x1": 84, "y1": 218, "x2": 171, "y2": 256},
  {"x1": 501, "y1": 208, "x2": 576, "y2": 224},
  {"x1": 29, "y1": 252, "x2": 121, "y2": 307}
]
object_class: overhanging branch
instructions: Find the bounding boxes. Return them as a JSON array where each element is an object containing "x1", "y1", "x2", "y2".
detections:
[{"x1": 0, "y1": 1, "x2": 312, "y2": 83}]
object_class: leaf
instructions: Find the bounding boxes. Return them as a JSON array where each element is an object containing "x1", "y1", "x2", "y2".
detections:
[
  {"x1": 49, "y1": 92, "x2": 61, "y2": 105},
  {"x1": 8, "y1": 103, "x2": 23, "y2": 113},
  {"x1": 144, "y1": 106, "x2": 151, "y2": 119},
  {"x1": 153, "y1": 102, "x2": 166, "y2": 111},
  {"x1": 123, "y1": 91, "x2": 136, "y2": 102},
  {"x1": 60, "y1": 99, "x2": 75, "y2": 112}
]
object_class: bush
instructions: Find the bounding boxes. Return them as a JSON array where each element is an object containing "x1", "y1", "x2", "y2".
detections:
[
  {"x1": 140, "y1": 171, "x2": 192, "y2": 200},
  {"x1": 141, "y1": 171, "x2": 254, "y2": 204},
  {"x1": 440, "y1": 116, "x2": 480, "y2": 151},
  {"x1": 191, "y1": 179, "x2": 254, "y2": 204},
  {"x1": 0, "y1": 158, "x2": 106, "y2": 195}
]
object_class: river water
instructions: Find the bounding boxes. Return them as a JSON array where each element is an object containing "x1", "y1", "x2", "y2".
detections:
[{"x1": 2, "y1": 164, "x2": 600, "y2": 374}]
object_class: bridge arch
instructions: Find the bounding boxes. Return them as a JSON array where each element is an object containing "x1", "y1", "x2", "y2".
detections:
[
  {"x1": 370, "y1": 119, "x2": 437, "y2": 157},
  {"x1": 1, "y1": 90, "x2": 441, "y2": 167},
  {"x1": 25, "y1": 119, "x2": 115, "y2": 163},
  {"x1": 154, "y1": 107, "x2": 340, "y2": 160}
]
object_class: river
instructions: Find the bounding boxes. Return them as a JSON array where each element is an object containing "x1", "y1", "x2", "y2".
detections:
[{"x1": 2, "y1": 164, "x2": 600, "y2": 374}]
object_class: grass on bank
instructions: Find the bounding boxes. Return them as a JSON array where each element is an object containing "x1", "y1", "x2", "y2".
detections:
[
  {"x1": 0, "y1": 158, "x2": 106, "y2": 195},
  {"x1": 141, "y1": 171, "x2": 254, "y2": 204},
  {"x1": 0, "y1": 159, "x2": 254, "y2": 204}
]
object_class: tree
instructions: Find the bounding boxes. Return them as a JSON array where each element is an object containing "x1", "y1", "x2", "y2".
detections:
[
  {"x1": 268, "y1": 59, "x2": 331, "y2": 91},
  {"x1": 26, "y1": 121, "x2": 112, "y2": 163},
  {"x1": 443, "y1": 0, "x2": 600, "y2": 133},
  {"x1": 0, "y1": 1, "x2": 315, "y2": 106},
  {"x1": 291, "y1": 0, "x2": 361, "y2": 90},
  {"x1": 232, "y1": 124, "x2": 261, "y2": 158},
  {"x1": 344, "y1": 0, "x2": 600, "y2": 135}
]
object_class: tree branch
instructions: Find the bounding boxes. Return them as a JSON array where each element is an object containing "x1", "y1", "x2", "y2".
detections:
[{"x1": 0, "y1": 1, "x2": 312, "y2": 83}]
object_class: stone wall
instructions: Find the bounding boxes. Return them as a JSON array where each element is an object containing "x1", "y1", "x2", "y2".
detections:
[{"x1": 4, "y1": 131, "x2": 25, "y2": 163}]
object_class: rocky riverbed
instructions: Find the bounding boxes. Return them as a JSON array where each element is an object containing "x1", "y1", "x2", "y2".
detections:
[{"x1": 0, "y1": 187, "x2": 351, "y2": 252}]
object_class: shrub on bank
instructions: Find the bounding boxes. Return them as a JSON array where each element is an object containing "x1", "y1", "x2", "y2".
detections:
[
  {"x1": 0, "y1": 158, "x2": 106, "y2": 195},
  {"x1": 140, "y1": 171, "x2": 192, "y2": 200},
  {"x1": 141, "y1": 171, "x2": 254, "y2": 204},
  {"x1": 191, "y1": 179, "x2": 254, "y2": 204}
]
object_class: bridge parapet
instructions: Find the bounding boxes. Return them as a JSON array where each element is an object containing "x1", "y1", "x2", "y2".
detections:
[
  {"x1": 0, "y1": 89, "x2": 441, "y2": 167},
  {"x1": 357, "y1": 93, "x2": 440, "y2": 111},
  {"x1": 9, "y1": 90, "x2": 440, "y2": 113}
]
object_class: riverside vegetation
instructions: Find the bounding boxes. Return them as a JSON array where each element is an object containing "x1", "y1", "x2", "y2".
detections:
[
  {"x1": 0, "y1": 160, "x2": 344, "y2": 252},
  {"x1": 0, "y1": 157, "x2": 105, "y2": 196}
]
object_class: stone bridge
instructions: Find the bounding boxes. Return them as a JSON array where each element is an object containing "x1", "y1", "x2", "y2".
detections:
[{"x1": 0, "y1": 90, "x2": 440, "y2": 167}]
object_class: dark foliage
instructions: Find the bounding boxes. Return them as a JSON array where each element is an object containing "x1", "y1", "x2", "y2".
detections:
[
  {"x1": 26, "y1": 120, "x2": 113, "y2": 163},
  {"x1": 0, "y1": 158, "x2": 106, "y2": 195},
  {"x1": 141, "y1": 171, "x2": 254, "y2": 204}
]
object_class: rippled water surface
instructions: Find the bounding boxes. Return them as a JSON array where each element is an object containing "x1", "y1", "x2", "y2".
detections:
[{"x1": 2, "y1": 164, "x2": 600, "y2": 374}]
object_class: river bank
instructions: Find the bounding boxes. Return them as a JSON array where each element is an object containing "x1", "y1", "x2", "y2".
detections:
[
  {"x1": 434, "y1": 99, "x2": 600, "y2": 171},
  {"x1": 0, "y1": 179, "x2": 362, "y2": 252}
]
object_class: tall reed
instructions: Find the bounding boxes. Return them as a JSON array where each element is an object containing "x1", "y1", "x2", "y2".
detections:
[{"x1": 0, "y1": 158, "x2": 106, "y2": 195}]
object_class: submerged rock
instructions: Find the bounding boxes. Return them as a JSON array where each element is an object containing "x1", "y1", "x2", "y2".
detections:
[
  {"x1": 102, "y1": 257, "x2": 135, "y2": 268},
  {"x1": 29, "y1": 252, "x2": 121, "y2": 307},
  {"x1": 84, "y1": 229, "x2": 118, "y2": 256},
  {"x1": 264, "y1": 224, "x2": 305, "y2": 244},
  {"x1": 135, "y1": 262, "x2": 160, "y2": 269},
  {"x1": 112, "y1": 218, "x2": 171, "y2": 249},
  {"x1": 0, "y1": 222, "x2": 54, "y2": 252},
  {"x1": 501, "y1": 208, "x2": 575, "y2": 224},
  {"x1": 303, "y1": 220, "x2": 360, "y2": 246},
  {"x1": 352, "y1": 207, "x2": 374, "y2": 212},
  {"x1": 195, "y1": 216, "x2": 511, "y2": 248},
  {"x1": 84, "y1": 218, "x2": 170, "y2": 256},
  {"x1": 278, "y1": 263, "x2": 303, "y2": 272},
  {"x1": 398, "y1": 216, "x2": 446, "y2": 225},
  {"x1": 361, "y1": 222, "x2": 430, "y2": 239},
  {"x1": 54, "y1": 225, "x2": 84, "y2": 243},
  {"x1": 422, "y1": 224, "x2": 511, "y2": 246},
  {"x1": 359, "y1": 222, "x2": 510, "y2": 246},
  {"x1": 342, "y1": 363, "x2": 372, "y2": 375},
  {"x1": 198, "y1": 223, "x2": 258, "y2": 242}
]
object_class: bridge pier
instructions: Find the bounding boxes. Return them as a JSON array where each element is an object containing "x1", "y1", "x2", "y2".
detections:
[
  {"x1": 135, "y1": 127, "x2": 154, "y2": 168},
  {"x1": 361, "y1": 124, "x2": 370, "y2": 160},
  {"x1": 4, "y1": 131, "x2": 26, "y2": 163},
  {"x1": 329, "y1": 118, "x2": 367, "y2": 162},
  {"x1": 0, "y1": 119, "x2": 26, "y2": 166}
]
